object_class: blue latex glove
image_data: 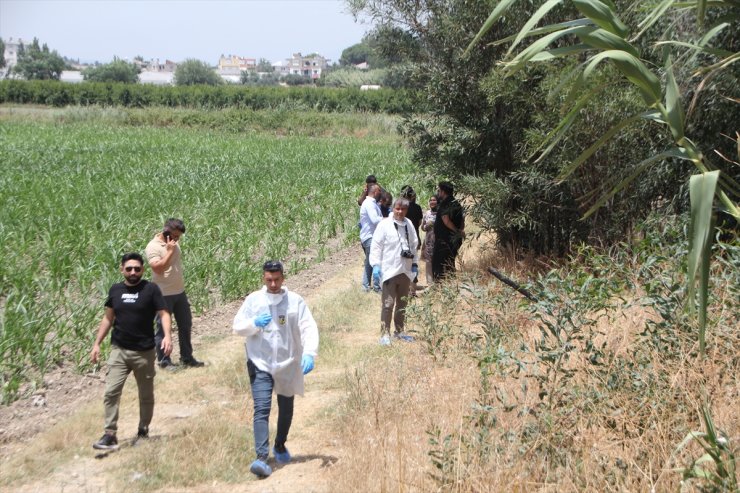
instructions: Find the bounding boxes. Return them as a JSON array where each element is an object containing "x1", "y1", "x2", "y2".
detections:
[
  {"x1": 372, "y1": 265, "x2": 382, "y2": 286},
  {"x1": 254, "y1": 313, "x2": 272, "y2": 328},
  {"x1": 411, "y1": 264, "x2": 419, "y2": 276},
  {"x1": 301, "y1": 354, "x2": 314, "y2": 375}
]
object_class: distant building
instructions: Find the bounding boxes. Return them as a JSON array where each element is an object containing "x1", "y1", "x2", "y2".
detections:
[
  {"x1": 2, "y1": 37, "x2": 24, "y2": 77},
  {"x1": 139, "y1": 58, "x2": 177, "y2": 73},
  {"x1": 355, "y1": 62, "x2": 370, "y2": 70},
  {"x1": 272, "y1": 59, "x2": 290, "y2": 75},
  {"x1": 60, "y1": 71, "x2": 84, "y2": 83},
  {"x1": 281, "y1": 52, "x2": 329, "y2": 79},
  {"x1": 138, "y1": 71, "x2": 175, "y2": 85},
  {"x1": 218, "y1": 55, "x2": 256, "y2": 75}
]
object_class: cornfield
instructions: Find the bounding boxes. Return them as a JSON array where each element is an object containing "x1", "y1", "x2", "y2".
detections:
[{"x1": 0, "y1": 117, "x2": 413, "y2": 403}]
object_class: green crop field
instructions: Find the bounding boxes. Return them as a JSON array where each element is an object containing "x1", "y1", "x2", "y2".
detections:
[{"x1": 0, "y1": 112, "x2": 415, "y2": 403}]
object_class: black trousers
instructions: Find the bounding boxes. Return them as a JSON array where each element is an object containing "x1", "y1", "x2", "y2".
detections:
[{"x1": 432, "y1": 241, "x2": 457, "y2": 280}]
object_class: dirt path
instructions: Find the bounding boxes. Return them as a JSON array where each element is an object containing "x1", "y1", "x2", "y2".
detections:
[{"x1": 0, "y1": 244, "x2": 380, "y2": 492}]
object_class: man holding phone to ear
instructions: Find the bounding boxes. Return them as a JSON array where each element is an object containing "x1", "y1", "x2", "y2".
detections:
[{"x1": 145, "y1": 218, "x2": 205, "y2": 369}]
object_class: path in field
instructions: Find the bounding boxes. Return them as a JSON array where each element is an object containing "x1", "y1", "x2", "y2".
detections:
[{"x1": 3, "y1": 244, "x2": 381, "y2": 493}]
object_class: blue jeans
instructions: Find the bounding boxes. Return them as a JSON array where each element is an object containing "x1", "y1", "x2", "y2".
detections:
[
  {"x1": 155, "y1": 292, "x2": 193, "y2": 362},
  {"x1": 361, "y1": 237, "x2": 377, "y2": 291},
  {"x1": 247, "y1": 359, "x2": 294, "y2": 460}
]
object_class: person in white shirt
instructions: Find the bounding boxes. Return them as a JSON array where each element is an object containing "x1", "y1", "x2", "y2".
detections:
[
  {"x1": 369, "y1": 198, "x2": 419, "y2": 345},
  {"x1": 232, "y1": 260, "x2": 319, "y2": 478},
  {"x1": 359, "y1": 183, "x2": 383, "y2": 292}
]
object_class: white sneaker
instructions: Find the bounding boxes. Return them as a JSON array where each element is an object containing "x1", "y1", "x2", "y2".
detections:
[{"x1": 379, "y1": 335, "x2": 391, "y2": 346}]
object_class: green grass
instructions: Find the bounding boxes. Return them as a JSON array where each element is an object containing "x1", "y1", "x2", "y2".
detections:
[{"x1": 0, "y1": 113, "x2": 414, "y2": 403}]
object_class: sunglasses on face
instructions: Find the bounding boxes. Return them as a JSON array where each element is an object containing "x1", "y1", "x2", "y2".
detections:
[{"x1": 124, "y1": 266, "x2": 142, "y2": 273}]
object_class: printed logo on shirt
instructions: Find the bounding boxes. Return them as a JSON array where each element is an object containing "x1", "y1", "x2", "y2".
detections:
[
  {"x1": 121, "y1": 292, "x2": 139, "y2": 304},
  {"x1": 278, "y1": 315, "x2": 286, "y2": 326}
]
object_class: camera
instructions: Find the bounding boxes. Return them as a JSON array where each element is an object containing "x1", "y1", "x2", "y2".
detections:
[{"x1": 400, "y1": 249, "x2": 414, "y2": 259}]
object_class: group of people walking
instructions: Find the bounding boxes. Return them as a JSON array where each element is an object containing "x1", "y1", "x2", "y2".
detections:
[
  {"x1": 88, "y1": 180, "x2": 464, "y2": 478},
  {"x1": 358, "y1": 176, "x2": 465, "y2": 345},
  {"x1": 90, "y1": 219, "x2": 316, "y2": 481}
]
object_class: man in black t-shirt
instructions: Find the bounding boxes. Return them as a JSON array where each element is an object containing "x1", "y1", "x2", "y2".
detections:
[
  {"x1": 90, "y1": 252, "x2": 173, "y2": 450},
  {"x1": 432, "y1": 181, "x2": 465, "y2": 280}
]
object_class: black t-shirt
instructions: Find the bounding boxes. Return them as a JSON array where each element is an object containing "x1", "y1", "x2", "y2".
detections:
[
  {"x1": 104, "y1": 280, "x2": 166, "y2": 351},
  {"x1": 434, "y1": 196, "x2": 465, "y2": 245},
  {"x1": 406, "y1": 202, "x2": 423, "y2": 242}
]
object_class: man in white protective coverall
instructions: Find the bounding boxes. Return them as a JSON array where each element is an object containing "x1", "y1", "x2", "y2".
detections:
[{"x1": 232, "y1": 260, "x2": 319, "y2": 479}]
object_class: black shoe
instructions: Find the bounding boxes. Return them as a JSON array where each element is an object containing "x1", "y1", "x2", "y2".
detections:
[
  {"x1": 159, "y1": 358, "x2": 175, "y2": 368},
  {"x1": 93, "y1": 433, "x2": 119, "y2": 450},
  {"x1": 137, "y1": 427, "x2": 149, "y2": 439},
  {"x1": 181, "y1": 357, "x2": 205, "y2": 368}
]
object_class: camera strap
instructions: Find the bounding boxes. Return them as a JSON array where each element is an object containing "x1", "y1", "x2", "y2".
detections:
[{"x1": 393, "y1": 222, "x2": 410, "y2": 250}]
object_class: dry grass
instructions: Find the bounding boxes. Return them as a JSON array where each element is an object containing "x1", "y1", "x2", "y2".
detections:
[
  {"x1": 0, "y1": 237, "x2": 735, "y2": 492},
  {"x1": 326, "y1": 234, "x2": 739, "y2": 492}
]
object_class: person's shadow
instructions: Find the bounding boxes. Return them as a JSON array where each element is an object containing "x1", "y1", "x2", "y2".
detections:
[{"x1": 273, "y1": 453, "x2": 338, "y2": 469}]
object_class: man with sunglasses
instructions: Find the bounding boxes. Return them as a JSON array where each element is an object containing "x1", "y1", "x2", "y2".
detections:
[
  {"x1": 90, "y1": 252, "x2": 173, "y2": 450},
  {"x1": 145, "y1": 218, "x2": 204, "y2": 369},
  {"x1": 233, "y1": 260, "x2": 319, "y2": 478},
  {"x1": 369, "y1": 198, "x2": 419, "y2": 345}
]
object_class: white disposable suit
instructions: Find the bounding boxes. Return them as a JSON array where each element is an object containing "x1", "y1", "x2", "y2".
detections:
[
  {"x1": 233, "y1": 286, "x2": 319, "y2": 397},
  {"x1": 369, "y1": 216, "x2": 419, "y2": 283}
]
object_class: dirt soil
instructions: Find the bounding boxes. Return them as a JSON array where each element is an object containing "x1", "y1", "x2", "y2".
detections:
[{"x1": 0, "y1": 244, "x2": 365, "y2": 492}]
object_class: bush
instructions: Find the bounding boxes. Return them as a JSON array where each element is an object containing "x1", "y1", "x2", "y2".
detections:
[{"x1": 0, "y1": 80, "x2": 422, "y2": 113}]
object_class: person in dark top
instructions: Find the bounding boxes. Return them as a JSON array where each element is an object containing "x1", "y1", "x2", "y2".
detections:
[
  {"x1": 432, "y1": 181, "x2": 465, "y2": 280},
  {"x1": 401, "y1": 185, "x2": 424, "y2": 293},
  {"x1": 401, "y1": 185, "x2": 424, "y2": 247},
  {"x1": 90, "y1": 252, "x2": 173, "y2": 450}
]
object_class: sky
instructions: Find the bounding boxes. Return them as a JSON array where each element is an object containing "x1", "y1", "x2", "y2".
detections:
[{"x1": 0, "y1": 0, "x2": 373, "y2": 64}]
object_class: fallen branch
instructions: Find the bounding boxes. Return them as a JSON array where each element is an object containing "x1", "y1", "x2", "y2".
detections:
[{"x1": 487, "y1": 267, "x2": 538, "y2": 302}]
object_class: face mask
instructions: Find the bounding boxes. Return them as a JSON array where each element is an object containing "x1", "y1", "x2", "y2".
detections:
[{"x1": 267, "y1": 291, "x2": 284, "y2": 304}]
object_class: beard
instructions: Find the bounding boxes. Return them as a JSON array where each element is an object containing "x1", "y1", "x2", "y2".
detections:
[{"x1": 125, "y1": 274, "x2": 142, "y2": 285}]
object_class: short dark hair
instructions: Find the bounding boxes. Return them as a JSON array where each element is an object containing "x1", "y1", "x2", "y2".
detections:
[
  {"x1": 438, "y1": 181, "x2": 454, "y2": 196},
  {"x1": 263, "y1": 260, "x2": 284, "y2": 274},
  {"x1": 121, "y1": 252, "x2": 144, "y2": 266},
  {"x1": 164, "y1": 218, "x2": 186, "y2": 234},
  {"x1": 366, "y1": 175, "x2": 377, "y2": 184}
]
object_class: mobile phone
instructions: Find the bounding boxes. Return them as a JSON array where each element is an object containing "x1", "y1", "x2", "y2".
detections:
[{"x1": 163, "y1": 230, "x2": 171, "y2": 241}]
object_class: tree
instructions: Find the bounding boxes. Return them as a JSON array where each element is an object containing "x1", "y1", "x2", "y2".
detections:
[
  {"x1": 13, "y1": 37, "x2": 66, "y2": 80},
  {"x1": 257, "y1": 58, "x2": 274, "y2": 72},
  {"x1": 283, "y1": 74, "x2": 312, "y2": 86},
  {"x1": 340, "y1": 42, "x2": 374, "y2": 66},
  {"x1": 0, "y1": 37, "x2": 6, "y2": 70},
  {"x1": 468, "y1": 0, "x2": 739, "y2": 355},
  {"x1": 82, "y1": 58, "x2": 140, "y2": 83},
  {"x1": 174, "y1": 59, "x2": 222, "y2": 86}
]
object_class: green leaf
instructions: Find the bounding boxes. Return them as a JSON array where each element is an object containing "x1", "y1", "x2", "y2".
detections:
[
  {"x1": 573, "y1": 0, "x2": 630, "y2": 37},
  {"x1": 582, "y1": 50, "x2": 662, "y2": 105},
  {"x1": 532, "y1": 83, "x2": 610, "y2": 163},
  {"x1": 580, "y1": 148, "x2": 690, "y2": 218},
  {"x1": 507, "y1": 0, "x2": 565, "y2": 56},
  {"x1": 634, "y1": 0, "x2": 675, "y2": 41},
  {"x1": 688, "y1": 171, "x2": 719, "y2": 355},
  {"x1": 664, "y1": 59, "x2": 685, "y2": 141},
  {"x1": 530, "y1": 44, "x2": 591, "y2": 61},
  {"x1": 557, "y1": 111, "x2": 666, "y2": 180},
  {"x1": 697, "y1": 0, "x2": 707, "y2": 27},
  {"x1": 578, "y1": 27, "x2": 640, "y2": 57},
  {"x1": 490, "y1": 18, "x2": 594, "y2": 47},
  {"x1": 464, "y1": 0, "x2": 519, "y2": 56},
  {"x1": 503, "y1": 26, "x2": 587, "y2": 74}
]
